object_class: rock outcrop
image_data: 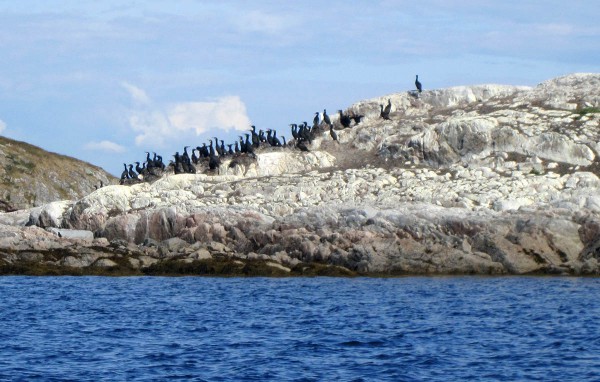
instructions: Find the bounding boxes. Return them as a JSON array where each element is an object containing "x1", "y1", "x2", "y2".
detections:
[
  {"x1": 1, "y1": 73, "x2": 599, "y2": 275},
  {"x1": 0, "y1": 136, "x2": 116, "y2": 211}
]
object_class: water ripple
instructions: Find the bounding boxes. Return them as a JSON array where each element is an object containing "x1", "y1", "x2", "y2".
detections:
[{"x1": 0, "y1": 276, "x2": 599, "y2": 381}]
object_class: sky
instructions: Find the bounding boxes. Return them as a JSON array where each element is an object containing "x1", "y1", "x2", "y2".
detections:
[{"x1": 0, "y1": 1, "x2": 598, "y2": 176}]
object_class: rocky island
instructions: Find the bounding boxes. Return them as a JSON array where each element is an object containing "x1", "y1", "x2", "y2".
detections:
[{"x1": 1, "y1": 73, "x2": 599, "y2": 276}]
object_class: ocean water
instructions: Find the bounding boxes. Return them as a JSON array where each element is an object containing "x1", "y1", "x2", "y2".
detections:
[{"x1": 0, "y1": 277, "x2": 598, "y2": 382}]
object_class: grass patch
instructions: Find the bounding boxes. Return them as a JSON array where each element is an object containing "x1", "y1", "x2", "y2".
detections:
[{"x1": 574, "y1": 107, "x2": 600, "y2": 120}]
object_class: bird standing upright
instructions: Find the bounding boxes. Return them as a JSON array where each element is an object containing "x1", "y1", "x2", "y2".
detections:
[
  {"x1": 415, "y1": 75, "x2": 422, "y2": 93},
  {"x1": 329, "y1": 125, "x2": 339, "y2": 143},
  {"x1": 323, "y1": 109, "x2": 332, "y2": 127},
  {"x1": 380, "y1": 99, "x2": 391, "y2": 120}
]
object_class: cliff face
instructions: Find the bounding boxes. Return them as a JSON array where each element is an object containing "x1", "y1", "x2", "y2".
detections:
[
  {"x1": 2, "y1": 73, "x2": 600, "y2": 275},
  {"x1": 0, "y1": 136, "x2": 116, "y2": 211}
]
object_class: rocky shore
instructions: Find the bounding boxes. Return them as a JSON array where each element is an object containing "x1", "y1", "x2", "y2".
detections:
[{"x1": 1, "y1": 73, "x2": 599, "y2": 276}]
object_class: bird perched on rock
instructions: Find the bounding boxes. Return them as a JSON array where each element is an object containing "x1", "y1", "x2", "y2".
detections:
[
  {"x1": 338, "y1": 110, "x2": 352, "y2": 128},
  {"x1": 329, "y1": 125, "x2": 339, "y2": 143},
  {"x1": 380, "y1": 99, "x2": 391, "y2": 120},
  {"x1": 120, "y1": 163, "x2": 129, "y2": 184},
  {"x1": 350, "y1": 112, "x2": 364, "y2": 125},
  {"x1": 127, "y1": 164, "x2": 137, "y2": 180},
  {"x1": 296, "y1": 141, "x2": 310, "y2": 152},
  {"x1": 415, "y1": 75, "x2": 422, "y2": 93},
  {"x1": 323, "y1": 109, "x2": 332, "y2": 127}
]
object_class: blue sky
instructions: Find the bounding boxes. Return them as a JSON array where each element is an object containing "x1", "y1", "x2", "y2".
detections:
[{"x1": 0, "y1": 1, "x2": 598, "y2": 176}]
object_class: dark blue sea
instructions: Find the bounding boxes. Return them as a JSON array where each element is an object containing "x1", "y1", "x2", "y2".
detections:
[{"x1": 0, "y1": 277, "x2": 599, "y2": 381}]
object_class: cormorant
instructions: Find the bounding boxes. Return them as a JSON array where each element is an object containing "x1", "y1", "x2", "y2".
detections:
[
  {"x1": 182, "y1": 146, "x2": 191, "y2": 165},
  {"x1": 227, "y1": 144, "x2": 234, "y2": 156},
  {"x1": 244, "y1": 134, "x2": 255, "y2": 156},
  {"x1": 208, "y1": 151, "x2": 219, "y2": 171},
  {"x1": 266, "y1": 129, "x2": 274, "y2": 146},
  {"x1": 191, "y1": 149, "x2": 199, "y2": 164},
  {"x1": 415, "y1": 75, "x2": 422, "y2": 93},
  {"x1": 338, "y1": 110, "x2": 352, "y2": 128},
  {"x1": 128, "y1": 164, "x2": 137, "y2": 179},
  {"x1": 213, "y1": 137, "x2": 223, "y2": 156},
  {"x1": 380, "y1": 99, "x2": 391, "y2": 120},
  {"x1": 290, "y1": 124, "x2": 299, "y2": 140},
  {"x1": 156, "y1": 155, "x2": 165, "y2": 171},
  {"x1": 234, "y1": 141, "x2": 240, "y2": 154},
  {"x1": 351, "y1": 113, "x2": 364, "y2": 124},
  {"x1": 313, "y1": 112, "x2": 320, "y2": 127},
  {"x1": 251, "y1": 125, "x2": 260, "y2": 147},
  {"x1": 173, "y1": 152, "x2": 184, "y2": 174},
  {"x1": 239, "y1": 136, "x2": 247, "y2": 153},
  {"x1": 198, "y1": 144, "x2": 209, "y2": 158},
  {"x1": 272, "y1": 130, "x2": 282, "y2": 147},
  {"x1": 135, "y1": 162, "x2": 143, "y2": 174},
  {"x1": 323, "y1": 109, "x2": 332, "y2": 127},
  {"x1": 282, "y1": 136, "x2": 287, "y2": 148},
  {"x1": 145, "y1": 152, "x2": 154, "y2": 170},
  {"x1": 120, "y1": 163, "x2": 129, "y2": 182},
  {"x1": 329, "y1": 126, "x2": 338, "y2": 143},
  {"x1": 297, "y1": 141, "x2": 310, "y2": 152}
]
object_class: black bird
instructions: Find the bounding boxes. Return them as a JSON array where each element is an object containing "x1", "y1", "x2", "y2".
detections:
[
  {"x1": 296, "y1": 141, "x2": 310, "y2": 152},
  {"x1": 266, "y1": 129, "x2": 274, "y2": 146},
  {"x1": 290, "y1": 124, "x2": 299, "y2": 140},
  {"x1": 120, "y1": 163, "x2": 129, "y2": 181},
  {"x1": 234, "y1": 141, "x2": 240, "y2": 154},
  {"x1": 329, "y1": 126, "x2": 339, "y2": 143},
  {"x1": 282, "y1": 136, "x2": 287, "y2": 148},
  {"x1": 351, "y1": 113, "x2": 364, "y2": 124},
  {"x1": 338, "y1": 110, "x2": 352, "y2": 128},
  {"x1": 191, "y1": 149, "x2": 199, "y2": 164},
  {"x1": 323, "y1": 109, "x2": 332, "y2": 127},
  {"x1": 156, "y1": 155, "x2": 165, "y2": 171},
  {"x1": 182, "y1": 146, "x2": 191, "y2": 164},
  {"x1": 380, "y1": 99, "x2": 391, "y2": 120},
  {"x1": 239, "y1": 136, "x2": 247, "y2": 153},
  {"x1": 198, "y1": 144, "x2": 209, "y2": 158},
  {"x1": 415, "y1": 75, "x2": 422, "y2": 93},
  {"x1": 244, "y1": 134, "x2": 255, "y2": 156},
  {"x1": 220, "y1": 140, "x2": 226, "y2": 156},
  {"x1": 128, "y1": 164, "x2": 137, "y2": 179},
  {"x1": 313, "y1": 112, "x2": 320, "y2": 127},
  {"x1": 209, "y1": 151, "x2": 220, "y2": 171},
  {"x1": 251, "y1": 125, "x2": 260, "y2": 147},
  {"x1": 173, "y1": 152, "x2": 184, "y2": 174},
  {"x1": 145, "y1": 152, "x2": 154, "y2": 169},
  {"x1": 272, "y1": 130, "x2": 282, "y2": 147},
  {"x1": 227, "y1": 144, "x2": 234, "y2": 156},
  {"x1": 135, "y1": 162, "x2": 143, "y2": 174},
  {"x1": 213, "y1": 137, "x2": 223, "y2": 156}
]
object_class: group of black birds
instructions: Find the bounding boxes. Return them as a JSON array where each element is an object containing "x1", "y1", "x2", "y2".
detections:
[
  {"x1": 381, "y1": 75, "x2": 422, "y2": 120},
  {"x1": 119, "y1": 152, "x2": 166, "y2": 184},
  {"x1": 119, "y1": 76, "x2": 423, "y2": 184}
]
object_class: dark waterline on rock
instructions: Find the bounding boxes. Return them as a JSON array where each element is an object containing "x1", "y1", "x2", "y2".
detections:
[{"x1": 1, "y1": 276, "x2": 599, "y2": 381}]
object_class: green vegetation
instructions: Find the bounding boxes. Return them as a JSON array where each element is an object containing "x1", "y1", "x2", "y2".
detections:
[
  {"x1": 574, "y1": 106, "x2": 600, "y2": 120},
  {"x1": 577, "y1": 107, "x2": 600, "y2": 115}
]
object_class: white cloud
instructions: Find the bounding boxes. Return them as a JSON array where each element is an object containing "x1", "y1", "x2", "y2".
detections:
[
  {"x1": 121, "y1": 81, "x2": 151, "y2": 105},
  {"x1": 122, "y1": 84, "x2": 251, "y2": 147},
  {"x1": 0, "y1": 119, "x2": 6, "y2": 133},
  {"x1": 84, "y1": 140, "x2": 126, "y2": 153}
]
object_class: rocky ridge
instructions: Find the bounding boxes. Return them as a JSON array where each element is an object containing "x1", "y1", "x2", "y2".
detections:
[
  {"x1": 1, "y1": 73, "x2": 600, "y2": 276},
  {"x1": 0, "y1": 136, "x2": 116, "y2": 211}
]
